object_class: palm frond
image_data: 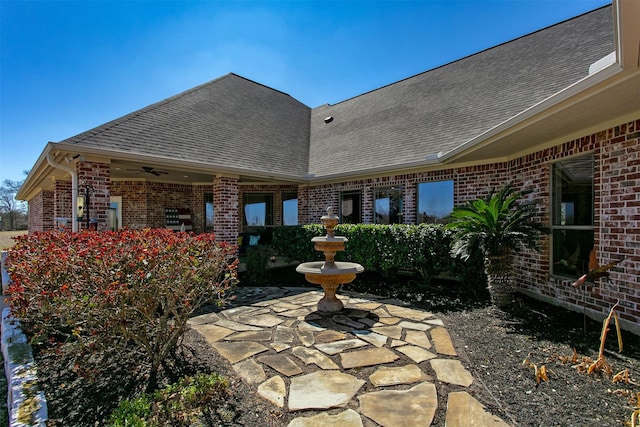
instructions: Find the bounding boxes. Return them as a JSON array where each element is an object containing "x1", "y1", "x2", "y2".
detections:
[{"x1": 445, "y1": 184, "x2": 547, "y2": 259}]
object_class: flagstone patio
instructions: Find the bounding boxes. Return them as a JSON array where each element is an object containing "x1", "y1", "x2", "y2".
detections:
[{"x1": 188, "y1": 287, "x2": 510, "y2": 426}]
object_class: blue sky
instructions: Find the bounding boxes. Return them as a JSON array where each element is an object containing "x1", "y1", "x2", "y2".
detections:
[{"x1": 1, "y1": 0, "x2": 609, "y2": 183}]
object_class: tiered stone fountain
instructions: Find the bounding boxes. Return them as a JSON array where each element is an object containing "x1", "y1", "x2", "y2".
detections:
[{"x1": 296, "y1": 207, "x2": 364, "y2": 313}]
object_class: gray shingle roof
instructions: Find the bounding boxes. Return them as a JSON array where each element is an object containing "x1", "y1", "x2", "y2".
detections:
[
  {"x1": 63, "y1": 74, "x2": 311, "y2": 178},
  {"x1": 60, "y1": 6, "x2": 613, "y2": 181},
  {"x1": 308, "y1": 6, "x2": 614, "y2": 177}
]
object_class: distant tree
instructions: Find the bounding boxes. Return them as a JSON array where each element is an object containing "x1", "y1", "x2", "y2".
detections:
[{"x1": 0, "y1": 178, "x2": 28, "y2": 230}]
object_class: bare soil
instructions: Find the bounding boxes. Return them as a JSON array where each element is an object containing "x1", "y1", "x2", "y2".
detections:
[{"x1": 34, "y1": 268, "x2": 640, "y2": 426}]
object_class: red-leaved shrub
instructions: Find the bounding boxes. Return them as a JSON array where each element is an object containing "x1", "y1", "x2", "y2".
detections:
[{"x1": 7, "y1": 228, "x2": 237, "y2": 388}]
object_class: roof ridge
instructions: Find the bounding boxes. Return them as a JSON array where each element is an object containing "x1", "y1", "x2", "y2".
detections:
[
  {"x1": 65, "y1": 73, "x2": 302, "y2": 146},
  {"x1": 323, "y1": 4, "x2": 612, "y2": 108}
]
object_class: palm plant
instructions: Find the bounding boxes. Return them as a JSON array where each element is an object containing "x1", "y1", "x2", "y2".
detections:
[{"x1": 446, "y1": 184, "x2": 547, "y2": 307}]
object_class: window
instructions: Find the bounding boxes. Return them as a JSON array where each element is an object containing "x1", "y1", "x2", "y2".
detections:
[
  {"x1": 340, "y1": 191, "x2": 362, "y2": 224},
  {"x1": 204, "y1": 193, "x2": 214, "y2": 232},
  {"x1": 551, "y1": 154, "x2": 594, "y2": 277},
  {"x1": 417, "y1": 180, "x2": 454, "y2": 224},
  {"x1": 109, "y1": 196, "x2": 122, "y2": 231},
  {"x1": 282, "y1": 192, "x2": 298, "y2": 225},
  {"x1": 374, "y1": 186, "x2": 403, "y2": 224},
  {"x1": 244, "y1": 193, "x2": 273, "y2": 227}
]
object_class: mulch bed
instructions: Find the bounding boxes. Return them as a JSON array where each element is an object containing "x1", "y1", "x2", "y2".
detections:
[{"x1": 34, "y1": 267, "x2": 640, "y2": 426}]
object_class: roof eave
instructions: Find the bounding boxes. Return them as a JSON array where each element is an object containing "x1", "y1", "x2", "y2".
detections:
[
  {"x1": 52, "y1": 142, "x2": 306, "y2": 184},
  {"x1": 440, "y1": 61, "x2": 626, "y2": 164},
  {"x1": 16, "y1": 143, "x2": 57, "y2": 200}
]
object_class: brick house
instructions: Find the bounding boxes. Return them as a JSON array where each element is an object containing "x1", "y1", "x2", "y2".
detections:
[{"x1": 17, "y1": 2, "x2": 640, "y2": 333}]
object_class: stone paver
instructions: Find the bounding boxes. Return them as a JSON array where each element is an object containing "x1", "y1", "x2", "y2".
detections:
[
  {"x1": 385, "y1": 305, "x2": 432, "y2": 321},
  {"x1": 215, "y1": 319, "x2": 263, "y2": 332},
  {"x1": 353, "y1": 329, "x2": 388, "y2": 347},
  {"x1": 292, "y1": 346, "x2": 340, "y2": 370},
  {"x1": 189, "y1": 287, "x2": 509, "y2": 426},
  {"x1": 396, "y1": 345, "x2": 437, "y2": 363},
  {"x1": 398, "y1": 320, "x2": 431, "y2": 331},
  {"x1": 314, "y1": 329, "x2": 346, "y2": 343},
  {"x1": 225, "y1": 330, "x2": 273, "y2": 341},
  {"x1": 211, "y1": 341, "x2": 268, "y2": 363},
  {"x1": 190, "y1": 323, "x2": 234, "y2": 343},
  {"x1": 404, "y1": 330, "x2": 432, "y2": 349},
  {"x1": 273, "y1": 325, "x2": 295, "y2": 343},
  {"x1": 358, "y1": 381, "x2": 438, "y2": 426},
  {"x1": 295, "y1": 329, "x2": 315, "y2": 347},
  {"x1": 187, "y1": 312, "x2": 220, "y2": 326},
  {"x1": 271, "y1": 342, "x2": 291, "y2": 352},
  {"x1": 369, "y1": 364, "x2": 430, "y2": 387},
  {"x1": 258, "y1": 375, "x2": 286, "y2": 408},
  {"x1": 431, "y1": 327, "x2": 457, "y2": 356},
  {"x1": 340, "y1": 347, "x2": 399, "y2": 369},
  {"x1": 242, "y1": 313, "x2": 285, "y2": 327},
  {"x1": 370, "y1": 325, "x2": 403, "y2": 339},
  {"x1": 232, "y1": 358, "x2": 266, "y2": 385},
  {"x1": 288, "y1": 409, "x2": 363, "y2": 427},
  {"x1": 430, "y1": 359, "x2": 474, "y2": 387},
  {"x1": 446, "y1": 391, "x2": 511, "y2": 426},
  {"x1": 288, "y1": 371, "x2": 365, "y2": 411},
  {"x1": 315, "y1": 338, "x2": 367, "y2": 355},
  {"x1": 258, "y1": 354, "x2": 303, "y2": 376}
]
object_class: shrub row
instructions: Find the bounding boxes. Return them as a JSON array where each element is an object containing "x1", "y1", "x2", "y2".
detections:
[
  {"x1": 273, "y1": 223, "x2": 484, "y2": 285},
  {"x1": 7, "y1": 229, "x2": 238, "y2": 392}
]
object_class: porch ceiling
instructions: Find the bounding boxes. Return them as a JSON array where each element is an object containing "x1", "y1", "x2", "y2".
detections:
[{"x1": 109, "y1": 160, "x2": 281, "y2": 184}]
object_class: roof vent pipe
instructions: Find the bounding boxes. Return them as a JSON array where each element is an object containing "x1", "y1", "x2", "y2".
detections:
[{"x1": 46, "y1": 154, "x2": 79, "y2": 232}]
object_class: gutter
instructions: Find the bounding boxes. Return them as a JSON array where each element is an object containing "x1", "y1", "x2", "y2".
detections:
[{"x1": 46, "y1": 154, "x2": 79, "y2": 232}]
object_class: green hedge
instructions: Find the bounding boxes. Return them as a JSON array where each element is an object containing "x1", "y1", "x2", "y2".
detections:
[{"x1": 273, "y1": 223, "x2": 482, "y2": 284}]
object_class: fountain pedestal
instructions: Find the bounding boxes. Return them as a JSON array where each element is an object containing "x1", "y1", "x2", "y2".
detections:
[{"x1": 296, "y1": 208, "x2": 364, "y2": 313}]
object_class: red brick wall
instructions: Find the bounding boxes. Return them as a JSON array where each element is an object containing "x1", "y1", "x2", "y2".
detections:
[
  {"x1": 27, "y1": 190, "x2": 54, "y2": 232},
  {"x1": 145, "y1": 182, "x2": 194, "y2": 228},
  {"x1": 77, "y1": 161, "x2": 111, "y2": 231},
  {"x1": 597, "y1": 123, "x2": 640, "y2": 326},
  {"x1": 213, "y1": 176, "x2": 239, "y2": 243},
  {"x1": 53, "y1": 180, "x2": 73, "y2": 227},
  {"x1": 110, "y1": 181, "x2": 148, "y2": 229}
]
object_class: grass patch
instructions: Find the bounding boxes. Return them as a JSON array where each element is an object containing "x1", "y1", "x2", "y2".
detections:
[{"x1": 0, "y1": 230, "x2": 27, "y2": 250}]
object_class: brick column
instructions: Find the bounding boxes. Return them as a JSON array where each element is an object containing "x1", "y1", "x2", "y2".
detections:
[
  {"x1": 297, "y1": 185, "x2": 310, "y2": 225},
  {"x1": 213, "y1": 175, "x2": 239, "y2": 244},
  {"x1": 53, "y1": 180, "x2": 73, "y2": 230},
  {"x1": 77, "y1": 161, "x2": 111, "y2": 231},
  {"x1": 28, "y1": 190, "x2": 54, "y2": 232}
]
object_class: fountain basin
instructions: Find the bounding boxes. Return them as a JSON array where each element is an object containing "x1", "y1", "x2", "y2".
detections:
[
  {"x1": 296, "y1": 261, "x2": 363, "y2": 277},
  {"x1": 296, "y1": 261, "x2": 364, "y2": 312}
]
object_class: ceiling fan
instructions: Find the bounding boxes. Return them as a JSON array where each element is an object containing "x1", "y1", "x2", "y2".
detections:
[{"x1": 127, "y1": 166, "x2": 170, "y2": 176}]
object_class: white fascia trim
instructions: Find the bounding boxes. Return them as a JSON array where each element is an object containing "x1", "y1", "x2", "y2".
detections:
[{"x1": 53, "y1": 143, "x2": 304, "y2": 183}]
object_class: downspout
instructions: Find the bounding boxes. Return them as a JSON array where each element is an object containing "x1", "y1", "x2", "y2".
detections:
[{"x1": 46, "y1": 154, "x2": 79, "y2": 232}]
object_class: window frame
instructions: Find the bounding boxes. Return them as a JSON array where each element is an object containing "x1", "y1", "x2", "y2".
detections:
[
  {"x1": 282, "y1": 192, "x2": 298, "y2": 226},
  {"x1": 550, "y1": 153, "x2": 595, "y2": 278},
  {"x1": 340, "y1": 190, "x2": 362, "y2": 224},
  {"x1": 416, "y1": 180, "x2": 454, "y2": 224},
  {"x1": 243, "y1": 192, "x2": 274, "y2": 228},
  {"x1": 204, "y1": 192, "x2": 214, "y2": 232},
  {"x1": 373, "y1": 186, "x2": 404, "y2": 224}
]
